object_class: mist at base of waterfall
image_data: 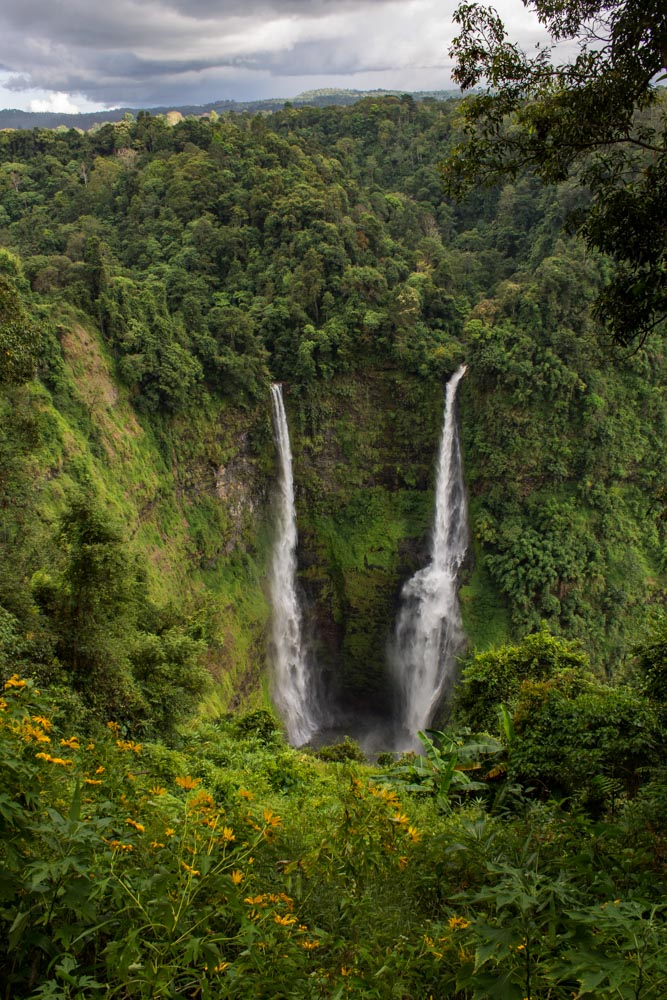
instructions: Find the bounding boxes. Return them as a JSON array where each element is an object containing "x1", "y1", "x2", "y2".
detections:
[{"x1": 306, "y1": 712, "x2": 405, "y2": 760}]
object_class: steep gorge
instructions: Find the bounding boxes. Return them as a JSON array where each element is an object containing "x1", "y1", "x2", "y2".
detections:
[{"x1": 0, "y1": 99, "x2": 666, "y2": 733}]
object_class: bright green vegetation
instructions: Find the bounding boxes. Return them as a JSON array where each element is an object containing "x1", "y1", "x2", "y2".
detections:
[
  {"x1": 2, "y1": 645, "x2": 666, "y2": 998},
  {"x1": 0, "y1": 84, "x2": 667, "y2": 995}
]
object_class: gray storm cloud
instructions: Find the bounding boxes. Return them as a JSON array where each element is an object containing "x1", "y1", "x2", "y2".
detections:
[{"x1": 0, "y1": 0, "x2": 546, "y2": 107}]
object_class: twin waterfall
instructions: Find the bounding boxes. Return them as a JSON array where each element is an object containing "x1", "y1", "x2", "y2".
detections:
[
  {"x1": 269, "y1": 367, "x2": 468, "y2": 747},
  {"x1": 268, "y1": 384, "x2": 318, "y2": 745}
]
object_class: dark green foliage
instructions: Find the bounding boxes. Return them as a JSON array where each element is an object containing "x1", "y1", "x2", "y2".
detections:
[
  {"x1": 508, "y1": 670, "x2": 660, "y2": 806},
  {"x1": 446, "y1": 0, "x2": 667, "y2": 347},
  {"x1": 0, "y1": 273, "x2": 40, "y2": 384},
  {"x1": 233, "y1": 708, "x2": 282, "y2": 745},
  {"x1": 312, "y1": 736, "x2": 366, "y2": 763},
  {"x1": 634, "y1": 615, "x2": 667, "y2": 704},
  {"x1": 455, "y1": 629, "x2": 592, "y2": 731}
]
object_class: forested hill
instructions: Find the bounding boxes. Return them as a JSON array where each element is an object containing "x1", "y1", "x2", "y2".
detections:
[
  {"x1": 0, "y1": 95, "x2": 666, "y2": 730},
  {"x1": 0, "y1": 88, "x2": 460, "y2": 131}
]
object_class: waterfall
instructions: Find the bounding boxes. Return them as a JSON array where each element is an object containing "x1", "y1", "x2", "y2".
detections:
[
  {"x1": 269, "y1": 383, "x2": 317, "y2": 745},
  {"x1": 391, "y1": 364, "x2": 468, "y2": 738}
]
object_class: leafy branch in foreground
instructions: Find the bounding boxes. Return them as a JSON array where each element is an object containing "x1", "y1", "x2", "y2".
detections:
[{"x1": 444, "y1": 0, "x2": 667, "y2": 347}]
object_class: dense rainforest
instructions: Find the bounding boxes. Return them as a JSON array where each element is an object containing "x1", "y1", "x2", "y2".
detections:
[{"x1": 1, "y1": 91, "x2": 667, "y2": 997}]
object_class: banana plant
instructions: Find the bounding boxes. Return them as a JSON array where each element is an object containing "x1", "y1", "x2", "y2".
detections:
[{"x1": 374, "y1": 729, "x2": 503, "y2": 811}]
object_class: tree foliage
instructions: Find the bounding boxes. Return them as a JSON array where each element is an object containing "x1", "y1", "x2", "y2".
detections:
[{"x1": 446, "y1": 0, "x2": 667, "y2": 346}]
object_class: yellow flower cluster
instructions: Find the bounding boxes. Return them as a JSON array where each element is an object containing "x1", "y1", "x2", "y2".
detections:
[
  {"x1": 116, "y1": 739, "x2": 142, "y2": 754},
  {"x1": 4, "y1": 675, "x2": 27, "y2": 690},
  {"x1": 263, "y1": 808, "x2": 282, "y2": 828},
  {"x1": 244, "y1": 892, "x2": 293, "y2": 910},
  {"x1": 35, "y1": 752, "x2": 73, "y2": 767},
  {"x1": 125, "y1": 818, "x2": 145, "y2": 833},
  {"x1": 108, "y1": 840, "x2": 133, "y2": 853},
  {"x1": 20, "y1": 721, "x2": 51, "y2": 744},
  {"x1": 32, "y1": 715, "x2": 52, "y2": 731},
  {"x1": 448, "y1": 915, "x2": 471, "y2": 931}
]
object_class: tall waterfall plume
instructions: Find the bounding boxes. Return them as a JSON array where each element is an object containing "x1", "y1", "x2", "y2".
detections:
[
  {"x1": 391, "y1": 364, "x2": 469, "y2": 738},
  {"x1": 269, "y1": 383, "x2": 318, "y2": 745}
]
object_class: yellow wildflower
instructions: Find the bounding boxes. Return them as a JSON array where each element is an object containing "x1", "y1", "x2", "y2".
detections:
[
  {"x1": 116, "y1": 739, "x2": 142, "y2": 754},
  {"x1": 407, "y1": 826, "x2": 421, "y2": 843},
  {"x1": 84, "y1": 778, "x2": 103, "y2": 786},
  {"x1": 341, "y1": 967, "x2": 352, "y2": 977},
  {"x1": 448, "y1": 915, "x2": 471, "y2": 931},
  {"x1": 150, "y1": 841, "x2": 165, "y2": 849},
  {"x1": 149, "y1": 785, "x2": 165, "y2": 796},
  {"x1": 221, "y1": 826, "x2": 235, "y2": 843},
  {"x1": 0, "y1": 698, "x2": 7, "y2": 711},
  {"x1": 4, "y1": 675, "x2": 27, "y2": 689},
  {"x1": 188, "y1": 790, "x2": 215, "y2": 811},
  {"x1": 95, "y1": 766, "x2": 105, "y2": 775},
  {"x1": 181, "y1": 861, "x2": 200, "y2": 876},
  {"x1": 108, "y1": 839, "x2": 134, "y2": 852},
  {"x1": 230, "y1": 870, "x2": 244, "y2": 885},
  {"x1": 263, "y1": 809, "x2": 282, "y2": 828},
  {"x1": 274, "y1": 913, "x2": 296, "y2": 926},
  {"x1": 34, "y1": 752, "x2": 73, "y2": 766},
  {"x1": 60, "y1": 736, "x2": 80, "y2": 749},
  {"x1": 212, "y1": 962, "x2": 230, "y2": 973},
  {"x1": 85, "y1": 742, "x2": 95, "y2": 751},
  {"x1": 22, "y1": 722, "x2": 51, "y2": 744},
  {"x1": 32, "y1": 715, "x2": 52, "y2": 731},
  {"x1": 175, "y1": 775, "x2": 200, "y2": 790},
  {"x1": 239, "y1": 787, "x2": 253, "y2": 800},
  {"x1": 393, "y1": 811, "x2": 409, "y2": 825},
  {"x1": 106, "y1": 721, "x2": 120, "y2": 733},
  {"x1": 126, "y1": 818, "x2": 145, "y2": 833},
  {"x1": 301, "y1": 940, "x2": 320, "y2": 950},
  {"x1": 165, "y1": 827, "x2": 176, "y2": 838}
]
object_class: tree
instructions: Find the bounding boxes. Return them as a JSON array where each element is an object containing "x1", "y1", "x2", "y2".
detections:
[
  {"x1": 0, "y1": 275, "x2": 39, "y2": 384},
  {"x1": 445, "y1": 1, "x2": 667, "y2": 347}
]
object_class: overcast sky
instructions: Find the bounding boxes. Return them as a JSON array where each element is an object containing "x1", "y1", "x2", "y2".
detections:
[{"x1": 0, "y1": 0, "x2": 547, "y2": 113}]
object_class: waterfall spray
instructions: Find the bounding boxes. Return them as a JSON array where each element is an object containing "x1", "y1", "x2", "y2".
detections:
[
  {"x1": 391, "y1": 365, "x2": 469, "y2": 739},
  {"x1": 269, "y1": 383, "x2": 317, "y2": 745}
]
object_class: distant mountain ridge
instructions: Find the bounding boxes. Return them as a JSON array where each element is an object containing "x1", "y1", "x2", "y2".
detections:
[{"x1": 0, "y1": 88, "x2": 461, "y2": 131}]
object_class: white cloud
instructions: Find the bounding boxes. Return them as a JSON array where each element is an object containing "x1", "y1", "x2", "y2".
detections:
[{"x1": 29, "y1": 91, "x2": 82, "y2": 113}]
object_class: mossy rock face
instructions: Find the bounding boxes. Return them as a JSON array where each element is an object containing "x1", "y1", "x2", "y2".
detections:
[{"x1": 286, "y1": 371, "x2": 450, "y2": 707}]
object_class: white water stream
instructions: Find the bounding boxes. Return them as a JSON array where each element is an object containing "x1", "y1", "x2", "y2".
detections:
[
  {"x1": 391, "y1": 365, "x2": 469, "y2": 739},
  {"x1": 269, "y1": 384, "x2": 318, "y2": 745}
]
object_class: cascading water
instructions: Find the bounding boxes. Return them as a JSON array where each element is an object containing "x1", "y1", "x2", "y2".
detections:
[
  {"x1": 269, "y1": 383, "x2": 318, "y2": 745},
  {"x1": 391, "y1": 364, "x2": 469, "y2": 740}
]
